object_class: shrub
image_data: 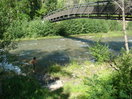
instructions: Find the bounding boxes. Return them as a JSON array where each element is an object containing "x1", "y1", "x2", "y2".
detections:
[
  {"x1": 6, "y1": 19, "x2": 123, "y2": 39},
  {"x1": 6, "y1": 20, "x2": 28, "y2": 39},
  {"x1": 27, "y1": 20, "x2": 56, "y2": 38},
  {"x1": 112, "y1": 50, "x2": 132, "y2": 99},
  {"x1": 58, "y1": 20, "x2": 82, "y2": 36},
  {"x1": 6, "y1": 19, "x2": 57, "y2": 39},
  {"x1": 83, "y1": 19, "x2": 109, "y2": 33},
  {"x1": 89, "y1": 41, "x2": 111, "y2": 62},
  {"x1": 83, "y1": 74, "x2": 116, "y2": 99},
  {"x1": 55, "y1": 22, "x2": 68, "y2": 36},
  {"x1": 58, "y1": 19, "x2": 110, "y2": 36}
]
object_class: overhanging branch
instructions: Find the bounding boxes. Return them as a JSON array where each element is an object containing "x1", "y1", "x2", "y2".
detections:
[{"x1": 113, "y1": 0, "x2": 123, "y2": 11}]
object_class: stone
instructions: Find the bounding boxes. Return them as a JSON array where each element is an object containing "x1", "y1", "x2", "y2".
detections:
[{"x1": 47, "y1": 80, "x2": 63, "y2": 91}]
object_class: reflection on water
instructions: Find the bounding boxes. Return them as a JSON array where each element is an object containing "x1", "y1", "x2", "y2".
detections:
[{"x1": 10, "y1": 36, "x2": 132, "y2": 67}]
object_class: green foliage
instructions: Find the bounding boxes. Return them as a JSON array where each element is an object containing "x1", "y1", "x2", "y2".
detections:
[
  {"x1": 29, "y1": 0, "x2": 41, "y2": 19},
  {"x1": 6, "y1": 19, "x2": 57, "y2": 39},
  {"x1": 55, "y1": 19, "x2": 121, "y2": 36},
  {"x1": 58, "y1": 19, "x2": 109, "y2": 35},
  {"x1": 40, "y1": 0, "x2": 57, "y2": 15},
  {"x1": 27, "y1": 20, "x2": 56, "y2": 38},
  {"x1": 0, "y1": 0, "x2": 33, "y2": 48},
  {"x1": 57, "y1": 20, "x2": 82, "y2": 36},
  {"x1": 1, "y1": 74, "x2": 69, "y2": 99},
  {"x1": 0, "y1": 0, "x2": 126, "y2": 41},
  {"x1": 108, "y1": 20, "x2": 122, "y2": 31},
  {"x1": 5, "y1": 18, "x2": 122, "y2": 39},
  {"x1": 56, "y1": 0, "x2": 65, "y2": 8},
  {"x1": 89, "y1": 41, "x2": 111, "y2": 62},
  {"x1": 2, "y1": 75, "x2": 42, "y2": 99},
  {"x1": 81, "y1": 19, "x2": 109, "y2": 33},
  {"x1": 5, "y1": 20, "x2": 28, "y2": 39},
  {"x1": 0, "y1": 0, "x2": 12, "y2": 39},
  {"x1": 47, "y1": 65, "x2": 62, "y2": 73},
  {"x1": 112, "y1": 50, "x2": 132, "y2": 99},
  {"x1": 83, "y1": 74, "x2": 116, "y2": 99},
  {"x1": 55, "y1": 23, "x2": 67, "y2": 36},
  {"x1": 127, "y1": 22, "x2": 132, "y2": 30}
]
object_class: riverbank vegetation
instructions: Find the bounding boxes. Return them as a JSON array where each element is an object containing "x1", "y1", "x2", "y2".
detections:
[
  {"x1": 0, "y1": 0, "x2": 132, "y2": 99},
  {"x1": 4, "y1": 18, "x2": 132, "y2": 40},
  {"x1": 0, "y1": 0, "x2": 132, "y2": 41},
  {"x1": 1, "y1": 43, "x2": 132, "y2": 99},
  {"x1": 6, "y1": 19, "x2": 124, "y2": 39}
]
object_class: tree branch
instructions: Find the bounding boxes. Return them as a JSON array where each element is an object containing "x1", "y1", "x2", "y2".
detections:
[{"x1": 113, "y1": 0, "x2": 123, "y2": 11}]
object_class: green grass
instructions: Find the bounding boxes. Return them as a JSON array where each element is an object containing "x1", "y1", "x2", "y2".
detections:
[
  {"x1": 0, "y1": 60, "x2": 119, "y2": 99},
  {"x1": 14, "y1": 30, "x2": 132, "y2": 41},
  {"x1": 43, "y1": 61, "x2": 113, "y2": 99}
]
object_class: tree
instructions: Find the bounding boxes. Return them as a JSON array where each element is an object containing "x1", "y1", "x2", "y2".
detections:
[
  {"x1": 112, "y1": 0, "x2": 130, "y2": 53},
  {"x1": 29, "y1": 0, "x2": 41, "y2": 19}
]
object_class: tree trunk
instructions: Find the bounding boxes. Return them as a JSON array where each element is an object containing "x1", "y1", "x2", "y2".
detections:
[{"x1": 122, "y1": 0, "x2": 129, "y2": 53}]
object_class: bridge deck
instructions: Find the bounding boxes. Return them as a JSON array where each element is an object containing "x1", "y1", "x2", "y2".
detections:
[{"x1": 43, "y1": 1, "x2": 132, "y2": 22}]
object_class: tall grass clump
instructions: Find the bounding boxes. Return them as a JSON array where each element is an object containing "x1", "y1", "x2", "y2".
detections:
[{"x1": 89, "y1": 41, "x2": 111, "y2": 62}]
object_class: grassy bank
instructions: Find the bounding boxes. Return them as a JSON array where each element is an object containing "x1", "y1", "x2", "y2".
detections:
[
  {"x1": 14, "y1": 30, "x2": 132, "y2": 41},
  {"x1": 1, "y1": 42, "x2": 132, "y2": 99},
  {"x1": 1, "y1": 61, "x2": 113, "y2": 99},
  {"x1": 46, "y1": 61, "x2": 113, "y2": 99}
]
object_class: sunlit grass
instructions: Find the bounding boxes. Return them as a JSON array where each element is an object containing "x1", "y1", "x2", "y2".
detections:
[
  {"x1": 13, "y1": 30, "x2": 132, "y2": 42},
  {"x1": 44, "y1": 61, "x2": 113, "y2": 99}
]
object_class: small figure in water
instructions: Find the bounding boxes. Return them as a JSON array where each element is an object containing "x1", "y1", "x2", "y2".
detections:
[{"x1": 30, "y1": 57, "x2": 37, "y2": 72}]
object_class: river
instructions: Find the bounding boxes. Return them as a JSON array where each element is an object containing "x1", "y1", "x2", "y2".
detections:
[{"x1": 10, "y1": 36, "x2": 132, "y2": 69}]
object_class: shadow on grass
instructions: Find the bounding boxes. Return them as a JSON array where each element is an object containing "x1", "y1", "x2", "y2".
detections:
[
  {"x1": 0, "y1": 74, "x2": 70, "y2": 99},
  {"x1": 37, "y1": 87, "x2": 70, "y2": 99}
]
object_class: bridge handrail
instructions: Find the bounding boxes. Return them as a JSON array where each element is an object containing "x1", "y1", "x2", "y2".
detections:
[{"x1": 44, "y1": 1, "x2": 110, "y2": 18}]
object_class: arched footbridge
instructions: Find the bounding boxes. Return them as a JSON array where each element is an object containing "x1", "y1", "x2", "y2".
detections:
[{"x1": 43, "y1": 1, "x2": 132, "y2": 22}]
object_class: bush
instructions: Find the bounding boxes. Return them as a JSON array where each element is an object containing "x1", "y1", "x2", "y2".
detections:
[
  {"x1": 6, "y1": 20, "x2": 28, "y2": 39},
  {"x1": 83, "y1": 74, "x2": 116, "y2": 99},
  {"x1": 83, "y1": 19, "x2": 109, "y2": 33},
  {"x1": 58, "y1": 19, "x2": 109, "y2": 36},
  {"x1": 6, "y1": 19, "x2": 57, "y2": 39},
  {"x1": 57, "y1": 20, "x2": 82, "y2": 36},
  {"x1": 112, "y1": 50, "x2": 132, "y2": 99},
  {"x1": 54, "y1": 22, "x2": 68, "y2": 36},
  {"x1": 6, "y1": 19, "x2": 122, "y2": 39},
  {"x1": 27, "y1": 20, "x2": 57, "y2": 38},
  {"x1": 2, "y1": 75, "x2": 42, "y2": 99},
  {"x1": 89, "y1": 41, "x2": 111, "y2": 62}
]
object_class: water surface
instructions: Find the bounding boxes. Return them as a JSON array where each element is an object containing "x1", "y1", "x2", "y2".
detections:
[{"x1": 10, "y1": 36, "x2": 132, "y2": 68}]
